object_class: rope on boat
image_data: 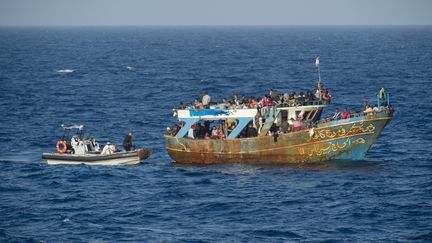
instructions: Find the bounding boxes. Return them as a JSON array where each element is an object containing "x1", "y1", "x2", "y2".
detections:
[{"x1": 175, "y1": 137, "x2": 189, "y2": 152}]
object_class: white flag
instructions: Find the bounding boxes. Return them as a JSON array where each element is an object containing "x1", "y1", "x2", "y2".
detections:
[{"x1": 315, "y1": 56, "x2": 320, "y2": 67}]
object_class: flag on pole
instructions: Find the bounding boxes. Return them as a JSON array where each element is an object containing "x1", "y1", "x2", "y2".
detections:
[{"x1": 315, "y1": 56, "x2": 320, "y2": 67}]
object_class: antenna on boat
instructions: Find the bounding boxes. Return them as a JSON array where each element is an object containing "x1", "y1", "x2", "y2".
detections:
[{"x1": 315, "y1": 56, "x2": 321, "y2": 88}]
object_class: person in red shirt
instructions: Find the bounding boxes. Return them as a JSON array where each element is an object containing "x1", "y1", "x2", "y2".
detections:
[{"x1": 341, "y1": 107, "x2": 351, "y2": 119}]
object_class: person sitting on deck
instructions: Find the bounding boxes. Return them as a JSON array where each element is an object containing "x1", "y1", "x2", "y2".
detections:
[
  {"x1": 249, "y1": 98, "x2": 258, "y2": 109},
  {"x1": 246, "y1": 123, "x2": 258, "y2": 138},
  {"x1": 101, "y1": 142, "x2": 117, "y2": 155},
  {"x1": 341, "y1": 108, "x2": 351, "y2": 119},
  {"x1": 232, "y1": 95, "x2": 240, "y2": 106},
  {"x1": 364, "y1": 105, "x2": 374, "y2": 115},
  {"x1": 332, "y1": 108, "x2": 342, "y2": 120},
  {"x1": 217, "y1": 124, "x2": 225, "y2": 140},
  {"x1": 288, "y1": 118, "x2": 295, "y2": 131},
  {"x1": 164, "y1": 127, "x2": 171, "y2": 136},
  {"x1": 188, "y1": 124, "x2": 195, "y2": 139},
  {"x1": 280, "y1": 119, "x2": 289, "y2": 133},
  {"x1": 194, "y1": 123, "x2": 203, "y2": 139},
  {"x1": 305, "y1": 91, "x2": 316, "y2": 104},
  {"x1": 288, "y1": 93, "x2": 297, "y2": 106},
  {"x1": 222, "y1": 98, "x2": 230, "y2": 108},
  {"x1": 194, "y1": 98, "x2": 203, "y2": 109},
  {"x1": 211, "y1": 125, "x2": 218, "y2": 139},
  {"x1": 373, "y1": 105, "x2": 379, "y2": 112},
  {"x1": 293, "y1": 119, "x2": 302, "y2": 131},
  {"x1": 202, "y1": 91, "x2": 211, "y2": 108},
  {"x1": 172, "y1": 124, "x2": 181, "y2": 136},
  {"x1": 178, "y1": 101, "x2": 186, "y2": 109},
  {"x1": 282, "y1": 93, "x2": 289, "y2": 106},
  {"x1": 297, "y1": 92, "x2": 305, "y2": 105}
]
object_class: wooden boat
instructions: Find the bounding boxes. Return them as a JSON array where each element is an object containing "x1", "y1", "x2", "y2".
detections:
[
  {"x1": 165, "y1": 110, "x2": 391, "y2": 164},
  {"x1": 165, "y1": 89, "x2": 392, "y2": 164}
]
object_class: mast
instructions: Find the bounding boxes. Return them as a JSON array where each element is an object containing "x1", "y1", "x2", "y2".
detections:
[{"x1": 315, "y1": 56, "x2": 321, "y2": 88}]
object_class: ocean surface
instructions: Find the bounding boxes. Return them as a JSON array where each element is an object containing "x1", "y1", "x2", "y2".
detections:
[{"x1": 0, "y1": 26, "x2": 431, "y2": 242}]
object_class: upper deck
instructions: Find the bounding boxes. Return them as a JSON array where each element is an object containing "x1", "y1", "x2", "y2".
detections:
[{"x1": 171, "y1": 100, "x2": 329, "y2": 140}]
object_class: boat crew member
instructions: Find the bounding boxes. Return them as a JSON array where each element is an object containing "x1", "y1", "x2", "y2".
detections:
[
  {"x1": 101, "y1": 142, "x2": 117, "y2": 155},
  {"x1": 123, "y1": 131, "x2": 133, "y2": 151},
  {"x1": 91, "y1": 138, "x2": 100, "y2": 152},
  {"x1": 71, "y1": 134, "x2": 80, "y2": 151}
]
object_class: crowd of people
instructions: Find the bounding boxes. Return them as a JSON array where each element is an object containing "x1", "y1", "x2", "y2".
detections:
[
  {"x1": 179, "y1": 85, "x2": 332, "y2": 112},
  {"x1": 165, "y1": 119, "x2": 258, "y2": 139},
  {"x1": 68, "y1": 131, "x2": 135, "y2": 155},
  {"x1": 166, "y1": 87, "x2": 393, "y2": 140}
]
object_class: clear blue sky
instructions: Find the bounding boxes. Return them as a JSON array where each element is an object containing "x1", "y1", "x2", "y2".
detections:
[{"x1": 1, "y1": 0, "x2": 431, "y2": 26}]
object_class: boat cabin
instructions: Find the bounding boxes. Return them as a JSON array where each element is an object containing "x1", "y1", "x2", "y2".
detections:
[
  {"x1": 171, "y1": 101, "x2": 328, "y2": 140},
  {"x1": 57, "y1": 124, "x2": 100, "y2": 154}
]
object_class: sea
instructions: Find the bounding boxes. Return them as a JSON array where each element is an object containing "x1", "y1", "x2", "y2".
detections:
[{"x1": 0, "y1": 26, "x2": 431, "y2": 242}]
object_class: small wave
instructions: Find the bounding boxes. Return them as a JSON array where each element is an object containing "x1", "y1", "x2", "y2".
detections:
[
  {"x1": 125, "y1": 66, "x2": 134, "y2": 70},
  {"x1": 56, "y1": 69, "x2": 74, "y2": 73},
  {"x1": 248, "y1": 229, "x2": 304, "y2": 239}
]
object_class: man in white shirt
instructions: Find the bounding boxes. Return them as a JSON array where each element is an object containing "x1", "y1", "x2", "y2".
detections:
[
  {"x1": 332, "y1": 108, "x2": 341, "y2": 120},
  {"x1": 101, "y1": 142, "x2": 117, "y2": 155},
  {"x1": 202, "y1": 91, "x2": 211, "y2": 107},
  {"x1": 71, "y1": 134, "x2": 80, "y2": 150},
  {"x1": 188, "y1": 124, "x2": 195, "y2": 139},
  {"x1": 364, "y1": 105, "x2": 374, "y2": 114}
]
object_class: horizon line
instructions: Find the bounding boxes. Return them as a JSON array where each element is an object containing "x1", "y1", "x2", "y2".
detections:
[{"x1": 0, "y1": 24, "x2": 432, "y2": 28}]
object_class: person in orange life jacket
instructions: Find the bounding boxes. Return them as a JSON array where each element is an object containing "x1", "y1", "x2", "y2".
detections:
[{"x1": 341, "y1": 107, "x2": 351, "y2": 119}]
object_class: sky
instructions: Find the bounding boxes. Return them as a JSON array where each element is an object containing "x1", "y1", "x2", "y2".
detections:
[{"x1": 0, "y1": 0, "x2": 431, "y2": 26}]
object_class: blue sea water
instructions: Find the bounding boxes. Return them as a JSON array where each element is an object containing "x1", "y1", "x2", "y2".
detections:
[{"x1": 0, "y1": 26, "x2": 431, "y2": 242}]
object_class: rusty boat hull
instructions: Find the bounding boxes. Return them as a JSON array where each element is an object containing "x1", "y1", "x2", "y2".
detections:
[{"x1": 165, "y1": 112, "x2": 392, "y2": 164}]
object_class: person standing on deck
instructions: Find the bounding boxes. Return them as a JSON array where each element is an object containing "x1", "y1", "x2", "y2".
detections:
[
  {"x1": 71, "y1": 134, "x2": 80, "y2": 151},
  {"x1": 202, "y1": 91, "x2": 211, "y2": 108},
  {"x1": 188, "y1": 125, "x2": 195, "y2": 139},
  {"x1": 123, "y1": 131, "x2": 133, "y2": 151}
]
